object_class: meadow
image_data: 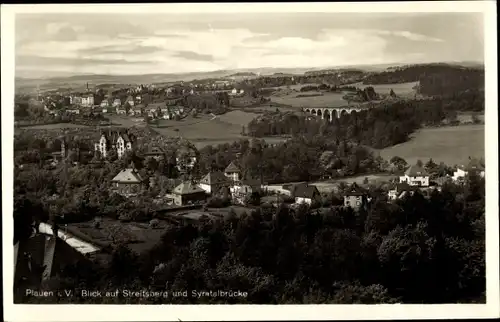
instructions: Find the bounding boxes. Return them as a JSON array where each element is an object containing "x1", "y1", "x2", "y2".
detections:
[
  {"x1": 149, "y1": 110, "x2": 288, "y2": 148},
  {"x1": 270, "y1": 92, "x2": 347, "y2": 108},
  {"x1": 377, "y1": 124, "x2": 484, "y2": 167},
  {"x1": 17, "y1": 123, "x2": 90, "y2": 130},
  {"x1": 350, "y1": 81, "x2": 419, "y2": 97}
]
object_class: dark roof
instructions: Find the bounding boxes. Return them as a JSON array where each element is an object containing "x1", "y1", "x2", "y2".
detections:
[
  {"x1": 225, "y1": 161, "x2": 240, "y2": 173},
  {"x1": 345, "y1": 183, "x2": 366, "y2": 196},
  {"x1": 293, "y1": 184, "x2": 319, "y2": 199},
  {"x1": 200, "y1": 171, "x2": 230, "y2": 185},
  {"x1": 405, "y1": 165, "x2": 428, "y2": 177}
]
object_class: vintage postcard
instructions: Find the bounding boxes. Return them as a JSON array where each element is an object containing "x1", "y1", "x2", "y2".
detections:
[{"x1": 2, "y1": 1, "x2": 499, "y2": 321}]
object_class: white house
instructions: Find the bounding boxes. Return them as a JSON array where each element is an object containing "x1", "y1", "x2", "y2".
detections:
[
  {"x1": 453, "y1": 158, "x2": 485, "y2": 181},
  {"x1": 116, "y1": 107, "x2": 127, "y2": 115},
  {"x1": 94, "y1": 131, "x2": 134, "y2": 159},
  {"x1": 399, "y1": 165, "x2": 429, "y2": 187},
  {"x1": 112, "y1": 98, "x2": 122, "y2": 108},
  {"x1": 81, "y1": 94, "x2": 94, "y2": 107},
  {"x1": 224, "y1": 161, "x2": 241, "y2": 182},
  {"x1": 100, "y1": 100, "x2": 109, "y2": 108},
  {"x1": 230, "y1": 179, "x2": 261, "y2": 204}
]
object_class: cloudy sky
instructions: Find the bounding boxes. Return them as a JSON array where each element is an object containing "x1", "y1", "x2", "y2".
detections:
[{"x1": 15, "y1": 12, "x2": 484, "y2": 78}]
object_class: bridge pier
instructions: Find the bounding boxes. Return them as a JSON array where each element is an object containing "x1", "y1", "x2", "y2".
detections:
[{"x1": 303, "y1": 107, "x2": 363, "y2": 121}]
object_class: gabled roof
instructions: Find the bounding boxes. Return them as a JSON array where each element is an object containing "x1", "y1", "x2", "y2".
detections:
[
  {"x1": 405, "y1": 165, "x2": 428, "y2": 177},
  {"x1": 144, "y1": 145, "x2": 164, "y2": 156},
  {"x1": 293, "y1": 184, "x2": 319, "y2": 199},
  {"x1": 173, "y1": 181, "x2": 205, "y2": 195},
  {"x1": 111, "y1": 168, "x2": 143, "y2": 183},
  {"x1": 200, "y1": 171, "x2": 230, "y2": 185},
  {"x1": 345, "y1": 183, "x2": 367, "y2": 196},
  {"x1": 225, "y1": 161, "x2": 240, "y2": 173},
  {"x1": 460, "y1": 158, "x2": 485, "y2": 172}
]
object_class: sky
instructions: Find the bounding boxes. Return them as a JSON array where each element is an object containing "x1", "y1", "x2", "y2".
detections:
[{"x1": 15, "y1": 12, "x2": 484, "y2": 78}]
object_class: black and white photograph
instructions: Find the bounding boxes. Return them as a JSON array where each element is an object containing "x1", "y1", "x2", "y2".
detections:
[{"x1": 2, "y1": 1, "x2": 499, "y2": 321}]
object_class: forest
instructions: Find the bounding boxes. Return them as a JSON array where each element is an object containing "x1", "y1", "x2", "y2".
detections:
[
  {"x1": 14, "y1": 169, "x2": 485, "y2": 304},
  {"x1": 363, "y1": 64, "x2": 484, "y2": 97}
]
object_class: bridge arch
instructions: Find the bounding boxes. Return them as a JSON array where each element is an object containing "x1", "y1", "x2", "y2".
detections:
[
  {"x1": 340, "y1": 109, "x2": 348, "y2": 117},
  {"x1": 317, "y1": 109, "x2": 322, "y2": 118},
  {"x1": 323, "y1": 109, "x2": 331, "y2": 122},
  {"x1": 311, "y1": 109, "x2": 316, "y2": 116},
  {"x1": 305, "y1": 108, "x2": 311, "y2": 114}
]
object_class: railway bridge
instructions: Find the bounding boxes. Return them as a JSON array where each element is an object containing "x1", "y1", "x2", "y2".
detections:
[{"x1": 302, "y1": 106, "x2": 366, "y2": 122}]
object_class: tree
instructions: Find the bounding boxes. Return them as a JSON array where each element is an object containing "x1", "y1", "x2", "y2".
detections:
[
  {"x1": 105, "y1": 224, "x2": 137, "y2": 246},
  {"x1": 390, "y1": 156, "x2": 407, "y2": 172},
  {"x1": 416, "y1": 159, "x2": 424, "y2": 168}
]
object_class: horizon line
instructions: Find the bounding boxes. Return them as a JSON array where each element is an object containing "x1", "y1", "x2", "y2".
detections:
[{"x1": 14, "y1": 60, "x2": 485, "y2": 81}]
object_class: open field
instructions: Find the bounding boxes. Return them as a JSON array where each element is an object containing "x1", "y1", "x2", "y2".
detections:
[
  {"x1": 377, "y1": 124, "x2": 484, "y2": 166},
  {"x1": 270, "y1": 92, "x2": 347, "y2": 108},
  {"x1": 350, "y1": 81, "x2": 419, "y2": 97},
  {"x1": 149, "y1": 110, "x2": 288, "y2": 148},
  {"x1": 16, "y1": 123, "x2": 90, "y2": 130}
]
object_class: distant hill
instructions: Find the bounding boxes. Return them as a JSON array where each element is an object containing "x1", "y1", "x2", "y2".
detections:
[
  {"x1": 15, "y1": 61, "x2": 483, "y2": 94},
  {"x1": 228, "y1": 72, "x2": 257, "y2": 77}
]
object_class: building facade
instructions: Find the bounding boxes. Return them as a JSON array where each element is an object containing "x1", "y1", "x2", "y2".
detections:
[
  {"x1": 94, "y1": 130, "x2": 135, "y2": 159},
  {"x1": 399, "y1": 165, "x2": 430, "y2": 187}
]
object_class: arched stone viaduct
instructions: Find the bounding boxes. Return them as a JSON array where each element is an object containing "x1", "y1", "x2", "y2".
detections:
[{"x1": 302, "y1": 106, "x2": 366, "y2": 122}]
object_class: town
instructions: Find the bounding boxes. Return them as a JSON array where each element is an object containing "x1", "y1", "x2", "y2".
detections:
[{"x1": 12, "y1": 10, "x2": 487, "y2": 307}]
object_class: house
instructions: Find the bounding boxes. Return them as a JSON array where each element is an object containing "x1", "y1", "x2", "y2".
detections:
[
  {"x1": 224, "y1": 161, "x2": 241, "y2": 182},
  {"x1": 399, "y1": 164, "x2": 430, "y2": 187},
  {"x1": 169, "y1": 106, "x2": 184, "y2": 115},
  {"x1": 388, "y1": 182, "x2": 419, "y2": 201},
  {"x1": 171, "y1": 181, "x2": 207, "y2": 206},
  {"x1": 125, "y1": 95, "x2": 135, "y2": 107},
  {"x1": 160, "y1": 107, "x2": 172, "y2": 119},
  {"x1": 81, "y1": 94, "x2": 94, "y2": 107},
  {"x1": 292, "y1": 184, "x2": 320, "y2": 205},
  {"x1": 143, "y1": 145, "x2": 165, "y2": 160},
  {"x1": 343, "y1": 183, "x2": 369, "y2": 210},
  {"x1": 112, "y1": 98, "x2": 122, "y2": 108},
  {"x1": 453, "y1": 158, "x2": 485, "y2": 181},
  {"x1": 102, "y1": 108, "x2": 108, "y2": 114},
  {"x1": 199, "y1": 171, "x2": 231, "y2": 194},
  {"x1": 66, "y1": 108, "x2": 80, "y2": 114},
  {"x1": 230, "y1": 178, "x2": 262, "y2": 204},
  {"x1": 129, "y1": 107, "x2": 143, "y2": 116},
  {"x1": 100, "y1": 100, "x2": 109, "y2": 108},
  {"x1": 94, "y1": 130, "x2": 135, "y2": 159},
  {"x1": 70, "y1": 95, "x2": 82, "y2": 105},
  {"x1": 50, "y1": 136, "x2": 69, "y2": 162},
  {"x1": 116, "y1": 106, "x2": 127, "y2": 115},
  {"x1": 111, "y1": 165, "x2": 145, "y2": 196}
]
